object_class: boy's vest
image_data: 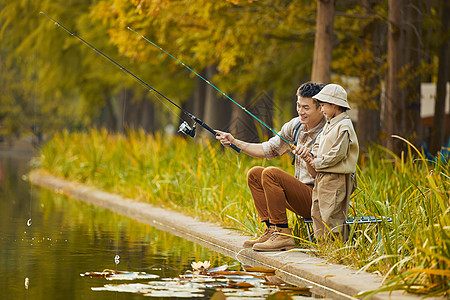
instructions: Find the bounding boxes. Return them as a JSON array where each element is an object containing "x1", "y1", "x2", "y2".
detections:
[{"x1": 314, "y1": 114, "x2": 359, "y2": 174}]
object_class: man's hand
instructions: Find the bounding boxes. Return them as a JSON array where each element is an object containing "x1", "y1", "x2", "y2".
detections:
[
  {"x1": 293, "y1": 145, "x2": 315, "y2": 168},
  {"x1": 215, "y1": 130, "x2": 235, "y2": 148},
  {"x1": 215, "y1": 130, "x2": 266, "y2": 158}
]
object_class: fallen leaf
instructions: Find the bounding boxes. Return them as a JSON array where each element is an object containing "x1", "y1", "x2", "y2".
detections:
[{"x1": 264, "y1": 275, "x2": 286, "y2": 285}]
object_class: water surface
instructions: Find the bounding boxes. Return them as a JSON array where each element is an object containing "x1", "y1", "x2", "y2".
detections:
[{"x1": 0, "y1": 155, "x2": 236, "y2": 299}]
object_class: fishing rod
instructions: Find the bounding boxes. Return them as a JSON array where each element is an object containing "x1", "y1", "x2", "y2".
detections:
[
  {"x1": 127, "y1": 27, "x2": 296, "y2": 151},
  {"x1": 39, "y1": 12, "x2": 240, "y2": 153}
]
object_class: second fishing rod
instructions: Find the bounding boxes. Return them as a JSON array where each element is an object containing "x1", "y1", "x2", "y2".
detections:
[
  {"x1": 128, "y1": 27, "x2": 296, "y2": 151},
  {"x1": 40, "y1": 12, "x2": 240, "y2": 153}
]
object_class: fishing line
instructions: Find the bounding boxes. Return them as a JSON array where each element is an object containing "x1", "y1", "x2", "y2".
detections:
[
  {"x1": 28, "y1": 52, "x2": 39, "y2": 228},
  {"x1": 122, "y1": 70, "x2": 185, "y2": 126},
  {"x1": 40, "y1": 12, "x2": 240, "y2": 152},
  {"x1": 128, "y1": 27, "x2": 296, "y2": 151},
  {"x1": 121, "y1": 88, "x2": 127, "y2": 132}
]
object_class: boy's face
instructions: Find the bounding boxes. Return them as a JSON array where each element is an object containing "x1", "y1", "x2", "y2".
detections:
[
  {"x1": 296, "y1": 96, "x2": 324, "y2": 129},
  {"x1": 319, "y1": 102, "x2": 338, "y2": 119}
]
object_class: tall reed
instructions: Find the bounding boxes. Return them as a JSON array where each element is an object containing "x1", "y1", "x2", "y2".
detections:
[
  {"x1": 36, "y1": 129, "x2": 449, "y2": 296},
  {"x1": 37, "y1": 128, "x2": 282, "y2": 229}
]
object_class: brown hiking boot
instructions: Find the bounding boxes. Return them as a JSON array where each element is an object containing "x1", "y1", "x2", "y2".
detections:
[
  {"x1": 252, "y1": 227, "x2": 295, "y2": 251},
  {"x1": 243, "y1": 226, "x2": 275, "y2": 248}
]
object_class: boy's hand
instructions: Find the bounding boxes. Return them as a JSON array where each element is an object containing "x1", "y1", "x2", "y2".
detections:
[
  {"x1": 293, "y1": 145, "x2": 315, "y2": 167},
  {"x1": 304, "y1": 155, "x2": 315, "y2": 168}
]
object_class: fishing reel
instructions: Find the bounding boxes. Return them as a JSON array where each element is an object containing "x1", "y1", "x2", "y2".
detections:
[{"x1": 178, "y1": 121, "x2": 196, "y2": 138}]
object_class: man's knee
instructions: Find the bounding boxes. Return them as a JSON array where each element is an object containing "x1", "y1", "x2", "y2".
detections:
[
  {"x1": 261, "y1": 166, "x2": 283, "y2": 182},
  {"x1": 247, "y1": 166, "x2": 264, "y2": 183}
]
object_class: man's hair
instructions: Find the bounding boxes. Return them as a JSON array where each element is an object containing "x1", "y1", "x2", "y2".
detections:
[
  {"x1": 296, "y1": 82, "x2": 325, "y2": 98},
  {"x1": 296, "y1": 82, "x2": 324, "y2": 109}
]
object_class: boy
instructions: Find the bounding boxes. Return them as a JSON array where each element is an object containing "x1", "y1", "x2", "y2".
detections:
[{"x1": 294, "y1": 84, "x2": 359, "y2": 241}]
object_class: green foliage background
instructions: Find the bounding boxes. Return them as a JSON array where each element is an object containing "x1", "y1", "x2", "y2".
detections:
[{"x1": 1, "y1": 0, "x2": 443, "y2": 140}]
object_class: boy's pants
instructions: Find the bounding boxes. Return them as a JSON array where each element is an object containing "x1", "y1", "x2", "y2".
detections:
[
  {"x1": 247, "y1": 166, "x2": 313, "y2": 225},
  {"x1": 311, "y1": 172, "x2": 353, "y2": 241}
]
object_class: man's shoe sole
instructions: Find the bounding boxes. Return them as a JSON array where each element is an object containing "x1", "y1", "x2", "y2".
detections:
[{"x1": 252, "y1": 245, "x2": 295, "y2": 252}]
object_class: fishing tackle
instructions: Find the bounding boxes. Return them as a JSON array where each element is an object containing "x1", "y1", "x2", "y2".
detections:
[
  {"x1": 40, "y1": 12, "x2": 240, "y2": 153},
  {"x1": 178, "y1": 121, "x2": 196, "y2": 137},
  {"x1": 128, "y1": 27, "x2": 296, "y2": 151}
]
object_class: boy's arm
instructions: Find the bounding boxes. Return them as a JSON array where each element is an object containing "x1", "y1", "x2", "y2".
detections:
[
  {"x1": 304, "y1": 155, "x2": 317, "y2": 177},
  {"x1": 313, "y1": 131, "x2": 350, "y2": 170}
]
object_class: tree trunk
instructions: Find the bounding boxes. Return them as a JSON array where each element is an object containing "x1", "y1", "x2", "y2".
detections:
[
  {"x1": 104, "y1": 93, "x2": 117, "y2": 131},
  {"x1": 117, "y1": 88, "x2": 128, "y2": 133},
  {"x1": 430, "y1": 0, "x2": 450, "y2": 154},
  {"x1": 252, "y1": 90, "x2": 275, "y2": 140},
  {"x1": 202, "y1": 65, "x2": 232, "y2": 139},
  {"x1": 193, "y1": 69, "x2": 207, "y2": 120},
  {"x1": 384, "y1": 0, "x2": 425, "y2": 154},
  {"x1": 403, "y1": 0, "x2": 423, "y2": 148},
  {"x1": 311, "y1": 0, "x2": 335, "y2": 84},
  {"x1": 357, "y1": 0, "x2": 384, "y2": 152},
  {"x1": 230, "y1": 89, "x2": 259, "y2": 143},
  {"x1": 123, "y1": 90, "x2": 139, "y2": 131},
  {"x1": 179, "y1": 71, "x2": 207, "y2": 137},
  {"x1": 384, "y1": 0, "x2": 405, "y2": 153},
  {"x1": 140, "y1": 95, "x2": 154, "y2": 133}
]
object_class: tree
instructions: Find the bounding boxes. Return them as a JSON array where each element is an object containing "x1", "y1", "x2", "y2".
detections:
[
  {"x1": 0, "y1": 0, "x2": 87, "y2": 140},
  {"x1": 384, "y1": 0, "x2": 425, "y2": 153},
  {"x1": 311, "y1": 0, "x2": 336, "y2": 83},
  {"x1": 201, "y1": 65, "x2": 233, "y2": 138},
  {"x1": 402, "y1": 0, "x2": 423, "y2": 148},
  {"x1": 357, "y1": 0, "x2": 385, "y2": 151},
  {"x1": 95, "y1": 0, "x2": 319, "y2": 141},
  {"x1": 384, "y1": 0, "x2": 406, "y2": 152},
  {"x1": 2, "y1": 0, "x2": 444, "y2": 151},
  {"x1": 430, "y1": 0, "x2": 449, "y2": 155}
]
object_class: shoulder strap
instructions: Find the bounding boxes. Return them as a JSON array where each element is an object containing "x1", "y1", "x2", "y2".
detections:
[
  {"x1": 292, "y1": 120, "x2": 303, "y2": 146},
  {"x1": 291, "y1": 120, "x2": 302, "y2": 165},
  {"x1": 311, "y1": 127, "x2": 323, "y2": 145}
]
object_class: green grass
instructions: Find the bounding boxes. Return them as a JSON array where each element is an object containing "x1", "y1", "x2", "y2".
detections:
[{"x1": 35, "y1": 128, "x2": 449, "y2": 297}]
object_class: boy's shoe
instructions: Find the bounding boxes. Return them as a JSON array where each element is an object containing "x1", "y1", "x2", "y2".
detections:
[
  {"x1": 243, "y1": 226, "x2": 275, "y2": 248},
  {"x1": 252, "y1": 227, "x2": 295, "y2": 251}
]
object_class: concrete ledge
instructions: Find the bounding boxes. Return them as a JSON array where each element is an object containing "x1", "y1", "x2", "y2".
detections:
[{"x1": 29, "y1": 170, "x2": 433, "y2": 300}]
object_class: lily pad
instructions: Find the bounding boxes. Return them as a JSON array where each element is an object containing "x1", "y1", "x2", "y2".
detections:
[{"x1": 81, "y1": 270, "x2": 159, "y2": 280}]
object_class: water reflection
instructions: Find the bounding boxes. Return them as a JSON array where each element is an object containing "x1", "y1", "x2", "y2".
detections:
[{"x1": 0, "y1": 155, "x2": 235, "y2": 300}]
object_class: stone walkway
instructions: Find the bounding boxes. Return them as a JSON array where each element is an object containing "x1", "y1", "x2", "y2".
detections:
[{"x1": 29, "y1": 170, "x2": 440, "y2": 300}]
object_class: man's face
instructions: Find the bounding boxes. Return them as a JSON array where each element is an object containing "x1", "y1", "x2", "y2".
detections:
[{"x1": 296, "y1": 96, "x2": 323, "y2": 128}]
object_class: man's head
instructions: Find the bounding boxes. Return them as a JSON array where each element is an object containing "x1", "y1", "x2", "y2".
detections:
[{"x1": 296, "y1": 82, "x2": 325, "y2": 129}]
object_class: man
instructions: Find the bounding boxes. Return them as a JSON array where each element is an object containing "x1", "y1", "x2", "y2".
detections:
[{"x1": 216, "y1": 82, "x2": 326, "y2": 251}]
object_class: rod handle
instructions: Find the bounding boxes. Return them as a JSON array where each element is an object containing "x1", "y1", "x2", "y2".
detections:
[{"x1": 229, "y1": 143, "x2": 241, "y2": 153}]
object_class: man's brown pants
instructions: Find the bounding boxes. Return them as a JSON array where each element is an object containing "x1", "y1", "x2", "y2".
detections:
[{"x1": 247, "y1": 166, "x2": 313, "y2": 225}]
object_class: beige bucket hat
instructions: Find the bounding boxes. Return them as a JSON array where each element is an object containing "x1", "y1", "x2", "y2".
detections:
[{"x1": 312, "y1": 84, "x2": 350, "y2": 109}]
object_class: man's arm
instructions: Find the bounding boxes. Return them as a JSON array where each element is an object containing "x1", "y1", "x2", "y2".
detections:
[{"x1": 216, "y1": 130, "x2": 266, "y2": 158}]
